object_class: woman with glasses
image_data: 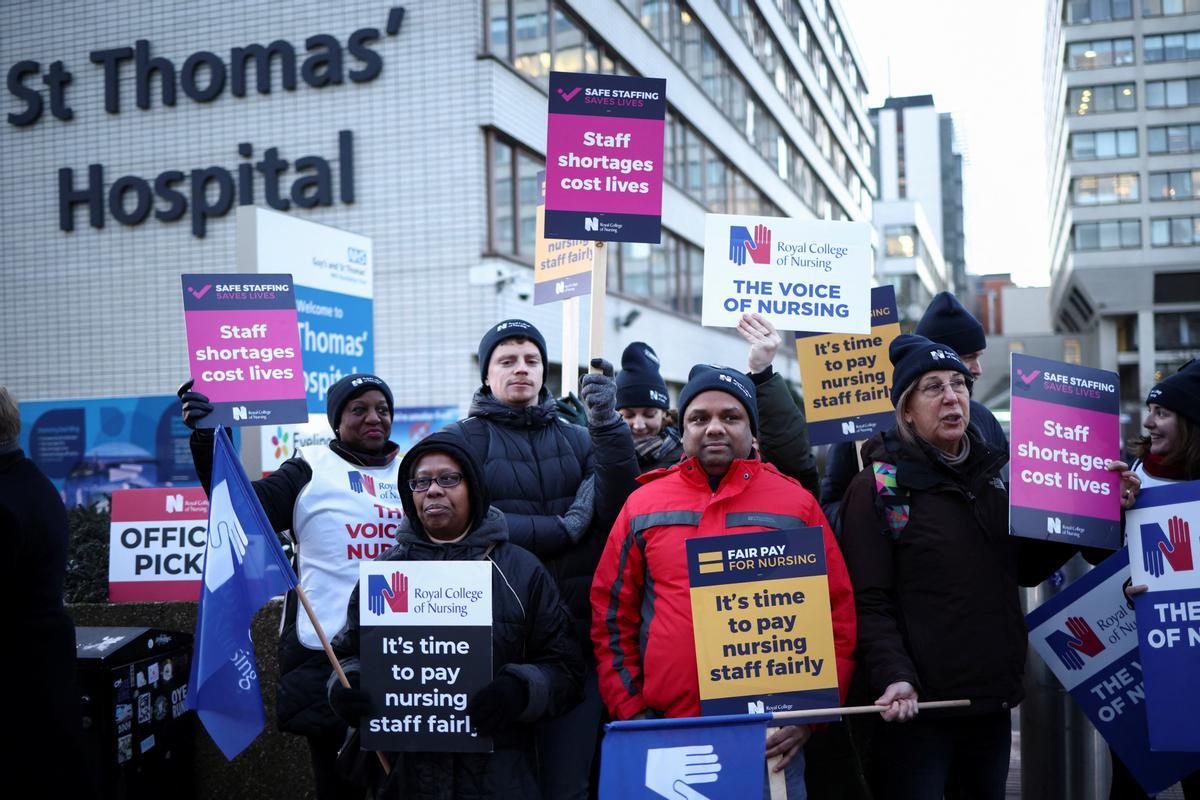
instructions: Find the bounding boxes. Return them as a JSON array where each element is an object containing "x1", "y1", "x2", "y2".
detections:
[
  {"x1": 179, "y1": 373, "x2": 402, "y2": 800},
  {"x1": 837, "y1": 334, "x2": 1137, "y2": 800},
  {"x1": 327, "y1": 431, "x2": 584, "y2": 798}
]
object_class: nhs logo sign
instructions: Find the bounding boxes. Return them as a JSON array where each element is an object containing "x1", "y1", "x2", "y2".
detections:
[
  {"x1": 232, "y1": 406, "x2": 249, "y2": 421},
  {"x1": 584, "y1": 216, "x2": 600, "y2": 232},
  {"x1": 841, "y1": 420, "x2": 856, "y2": 436},
  {"x1": 1047, "y1": 516, "x2": 1063, "y2": 535}
]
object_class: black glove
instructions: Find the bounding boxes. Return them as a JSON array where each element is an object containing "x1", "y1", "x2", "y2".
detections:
[
  {"x1": 467, "y1": 672, "x2": 527, "y2": 736},
  {"x1": 580, "y1": 358, "x2": 618, "y2": 426},
  {"x1": 329, "y1": 672, "x2": 373, "y2": 726},
  {"x1": 554, "y1": 392, "x2": 589, "y2": 428},
  {"x1": 177, "y1": 379, "x2": 213, "y2": 430}
]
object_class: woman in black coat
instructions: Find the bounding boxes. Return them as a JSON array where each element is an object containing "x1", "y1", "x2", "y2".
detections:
[{"x1": 328, "y1": 431, "x2": 584, "y2": 799}]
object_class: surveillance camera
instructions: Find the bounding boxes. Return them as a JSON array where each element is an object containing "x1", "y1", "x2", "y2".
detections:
[{"x1": 514, "y1": 277, "x2": 534, "y2": 302}]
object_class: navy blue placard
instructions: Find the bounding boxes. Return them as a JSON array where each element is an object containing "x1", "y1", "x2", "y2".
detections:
[
  {"x1": 548, "y1": 72, "x2": 666, "y2": 119},
  {"x1": 181, "y1": 274, "x2": 297, "y2": 311},
  {"x1": 543, "y1": 209, "x2": 663, "y2": 244},
  {"x1": 1010, "y1": 352, "x2": 1119, "y2": 413}
]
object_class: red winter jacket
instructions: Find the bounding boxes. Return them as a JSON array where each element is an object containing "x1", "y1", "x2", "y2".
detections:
[{"x1": 591, "y1": 454, "x2": 857, "y2": 720}]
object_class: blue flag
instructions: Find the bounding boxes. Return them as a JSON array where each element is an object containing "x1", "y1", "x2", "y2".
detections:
[
  {"x1": 599, "y1": 713, "x2": 768, "y2": 799},
  {"x1": 187, "y1": 427, "x2": 297, "y2": 759}
]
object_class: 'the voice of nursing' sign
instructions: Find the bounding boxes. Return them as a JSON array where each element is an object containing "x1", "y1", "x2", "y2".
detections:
[
  {"x1": 701, "y1": 215, "x2": 872, "y2": 334},
  {"x1": 544, "y1": 71, "x2": 666, "y2": 244}
]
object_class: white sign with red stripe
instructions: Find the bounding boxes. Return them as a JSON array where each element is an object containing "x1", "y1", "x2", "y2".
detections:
[{"x1": 109, "y1": 487, "x2": 208, "y2": 602}]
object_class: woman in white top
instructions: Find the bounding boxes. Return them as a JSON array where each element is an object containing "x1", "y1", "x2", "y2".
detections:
[{"x1": 181, "y1": 373, "x2": 401, "y2": 800}]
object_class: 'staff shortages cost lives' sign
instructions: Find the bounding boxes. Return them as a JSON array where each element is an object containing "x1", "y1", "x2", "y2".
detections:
[
  {"x1": 686, "y1": 528, "x2": 840, "y2": 718},
  {"x1": 1009, "y1": 352, "x2": 1121, "y2": 549},
  {"x1": 181, "y1": 273, "x2": 308, "y2": 428},
  {"x1": 544, "y1": 71, "x2": 666, "y2": 244}
]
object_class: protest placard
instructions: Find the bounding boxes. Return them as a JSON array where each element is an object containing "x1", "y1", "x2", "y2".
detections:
[
  {"x1": 1027, "y1": 551, "x2": 1200, "y2": 794},
  {"x1": 109, "y1": 487, "x2": 208, "y2": 602},
  {"x1": 359, "y1": 560, "x2": 493, "y2": 752},
  {"x1": 544, "y1": 71, "x2": 666, "y2": 244},
  {"x1": 686, "y1": 528, "x2": 840, "y2": 718},
  {"x1": 181, "y1": 273, "x2": 307, "y2": 428},
  {"x1": 1009, "y1": 353, "x2": 1121, "y2": 548},
  {"x1": 795, "y1": 285, "x2": 900, "y2": 445},
  {"x1": 237, "y1": 207, "x2": 374, "y2": 413},
  {"x1": 701, "y1": 215, "x2": 872, "y2": 334},
  {"x1": 1125, "y1": 481, "x2": 1200, "y2": 752},
  {"x1": 533, "y1": 171, "x2": 593, "y2": 305}
]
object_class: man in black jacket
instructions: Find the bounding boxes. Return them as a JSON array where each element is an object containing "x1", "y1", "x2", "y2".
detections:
[
  {"x1": 441, "y1": 319, "x2": 638, "y2": 800},
  {"x1": 820, "y1": 291, "x2": 1008, "y2": 534}
]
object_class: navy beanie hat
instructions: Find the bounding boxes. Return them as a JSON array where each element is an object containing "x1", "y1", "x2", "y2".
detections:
[
  {"x1": 889, "y1": 334, "x2": 974, "y2": 406},
  {"x1": 616, "y1": 342, "x2": 670, "y2": 411},
  {"x1": 677, "y1": 364, "x2": 758, "y2": 435},
  {"x1": 477, "y1": 319, "x2": 549, "y2": 382},
  {"x1": 326, "y1": 374, "x2": 394, "y2": 434},
  {"x1": 916, "y1": 292, "x2": 987, "y2": 356},
  {"x1": 1146, "y1": 360, "x2": 1200, "y2": 425}
]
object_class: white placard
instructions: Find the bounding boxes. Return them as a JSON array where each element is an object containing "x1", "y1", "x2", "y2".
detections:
[
  {"x1": 359, "y1": 560, "x2": 492, "y2": 627},
  {"x1": 701, "y1": 214, "x2": 872, "y2": 334}
]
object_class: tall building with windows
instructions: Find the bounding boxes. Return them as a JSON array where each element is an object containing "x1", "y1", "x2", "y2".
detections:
[
  {"x1": 1045, "y1": 0, "x2": 1200, "y2": 440},
  {"x1": 2, "y1": 0, "x2": 874, "y2": 413},
  {"x1": 869, "y1": 95, "x2": 967, "y2": 323}
]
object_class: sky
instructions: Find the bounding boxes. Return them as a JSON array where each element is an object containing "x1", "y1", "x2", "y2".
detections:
[{"x1": 839, "y1": 0, "x2": 1052, "y2": 287}]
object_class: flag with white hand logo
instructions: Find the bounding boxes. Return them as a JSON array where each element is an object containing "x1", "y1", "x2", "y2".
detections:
[
  {"x1": 187, "y1": 427, "x2": 297, "y2": 759},
  {"x1": 600, "y1": 713, "x2": 768, "y2": 799}
]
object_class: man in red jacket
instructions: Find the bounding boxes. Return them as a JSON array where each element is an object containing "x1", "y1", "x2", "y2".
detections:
[{"x1": 591, "y1": 364, "x2": 857, "y2": 796}]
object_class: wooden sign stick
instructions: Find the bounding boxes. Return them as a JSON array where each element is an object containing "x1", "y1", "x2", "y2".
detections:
[{"x1": 588, "y1": 242, "x2": 608, "y2": 373}]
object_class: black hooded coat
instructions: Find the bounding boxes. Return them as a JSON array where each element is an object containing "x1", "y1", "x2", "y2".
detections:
[{"x1": 331, "y1": 432, "x2": 584, "y2": 799}]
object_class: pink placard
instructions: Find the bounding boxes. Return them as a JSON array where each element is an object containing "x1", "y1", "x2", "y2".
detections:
[
  {"x1": 184, "y1": 308, "x2": 305, "y2": 402},
  {"x1": 544, "y1": 114, "x2": 665, "y2": 216}
]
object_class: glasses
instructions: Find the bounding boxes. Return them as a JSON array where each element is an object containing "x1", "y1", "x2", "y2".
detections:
[
  {"x1": 918, "y1": 378, "x2": 971, "y2": 399},
  {"x1": 408, "y1": 472, "x2": 464, "y2": 492}
]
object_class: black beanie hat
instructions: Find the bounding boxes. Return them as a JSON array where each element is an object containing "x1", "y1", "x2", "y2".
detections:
[
  {"x1": 1146, "y1": 360, "x2": 1200, "y2": 425},
  {"x1": 889, "y1": 334, "x2": 974, "y2": 406},
  {"x1": 916, "y1": 292, "x2": 987, "y2": 356},
  {"x1": 616, "y1": 342, "x2": 670, "y2": 411},
  {"x1": 677, "y1": 364, "x2": 758, "y2": 435},
  {"x1": 399, "y1": 431, "x2": 489, "y2": 537},
  {"x1": 478, "y1": 319, "x2": 549, "y2": 382},
  {"x1": 326, "y1": 374, "x2": 394, "y2": 435}
]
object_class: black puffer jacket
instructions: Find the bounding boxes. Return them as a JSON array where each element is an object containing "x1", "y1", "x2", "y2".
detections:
[
  {"x1": 331, "y1": 433, "x2": 584, "y2": 799},
  {"x1": 839, "y1": 428, "x2": 1069, "y2": 714},
  {"x1": 442, "y1": 390, "x2": 638, "y2": 620},
  {"x1": 820, "y1": 399, "x2": 1008, "y2": 536}
]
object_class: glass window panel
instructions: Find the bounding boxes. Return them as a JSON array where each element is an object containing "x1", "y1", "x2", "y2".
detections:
[
  {"x1": 1075, "y1": 176, "x2": 1099, "y2": 204},
  {"x1": 492, "y1": 138, "x2": 514, "y2": 254},
  {"x1": 1096, "y1": 130, "x2": 1117, "y2": 158},
  {"x1": 1072, "y1": 133, "x2": 1096, "y2": 159},
  {"x1": 689, "y1": 247, "x2": 703, "y2": 317},
  {"x1": 623, "y1": 242, "x2": 650, "y2": 297},
  {"x1": 552, "y1": 9, "x2": 585, "y2": 73},
  {"x1": 1191, "y1": 124, "x2": 1200, "y2": 151},
  {"x1": 1114, "y1": 38, "x2": 1134, "y2": 65},
  {"x1": 1166, "y1": 79, "x2": 1187, "y2": 106},
  {"x1": 1118, "y1": 129, "x2": 1138, "y2": 155},
  {"x1": 1189, "y1": 78, "x2": 1200, "y2": 103},
  {"x1": 1114, "y1": 0, "x2": 1133, "y2": 17},
  {"x1": 1067, "y1": 0, "x2": 1090, "y2": 22},
  {"x1": 1146, "y1": 35, "x2": 1164, "y2": 63},
  {"x1": 1148, "y1": 126, "x2": 1168, "y2": 153},
  {"x1": 1068, "y1": 42, "x2": 1092, "y2": 69},
  {"x1": 1164, "y1": 32, "x2": 1186, "y2": 60},
  {"x1": 706, "y1": 152, "x2": 728, "y2": 213},
  {"x1": 1147, "y1": 81, "x2": 1166, "y2": 108},
  {"x1": 1099, "y1": 221, "x2": 1121, "y2": 248},
  {"x1": 1075, "y1": 223, "x2": 1099, "y2": 250},
  {"x1": 684, "y1": 127, "x2": 703, "y2": 198},
  {"x1": 1095, "y1": 85, "x2": 1116, "y2": 111},
  {"x1": 516, "y1": 150, "x2": 540, "y2": 255},
  {"x1": 489, "y1": 0, "x2": 510, "y2": 59},
  {"x1": 1094, "y1": 40, "x2": 1113, "y2": 67},
  {"x1": 513, "y1": 0, "x2": 550, "y2": 85},
  {"x1": 1118, "y1": 173, "x2": 1139, "y2": 202},
  {"x1": 1116, "y1": 84, "x2": 1136, "y2": 109},
  {"x1": 1120, "y1": 219, "x2": 1141, "y2": 246},
  {"x1": 1152, "y1": 218, "x2": 1171, "y2": 246},
  {"x1": 1150, "y1": 172, "x2": 1169, "y2": 198},
  {"x1": 1188, "y1": 31, "x2": 1200, "y2": 58},
  {"x1": 1173, "y1": 217, "x2": 1194, "y2": 244},
  {"x1": 1091, "y1": 0, "x2": 1113, "y2": 19}
]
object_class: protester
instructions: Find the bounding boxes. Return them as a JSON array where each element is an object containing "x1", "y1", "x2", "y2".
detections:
[
  {"x1": 180, "y1": 373, "x2": 403, "y2": 800},
  {"x1": 735, "y1": 312, "x2": 825, "y2": 497},
  {"x1": 0, "y1": 387, "x2": 89, "y2": 793},
  {"x1": 1110, "y1": 361, "x2": 1200, "y2": 799},
  {"x1": 326, "y1": 431, "x2": 584, "y2": 798},
  {"x1": 820, "y1": 291, "x2": 1007, "y2": 533},
  {"x1": 615, "y1": 341, "x2": 683, "y2": 473},
  {"x1": 838, "y1": 334, "x2": 1140, "y2": 800},
  {"x1": 591, "y1": 363, "x2": 857, "y2": 798},
  {"x1": 441, "y1": 319, "x2": 638, "y2": 799}
]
